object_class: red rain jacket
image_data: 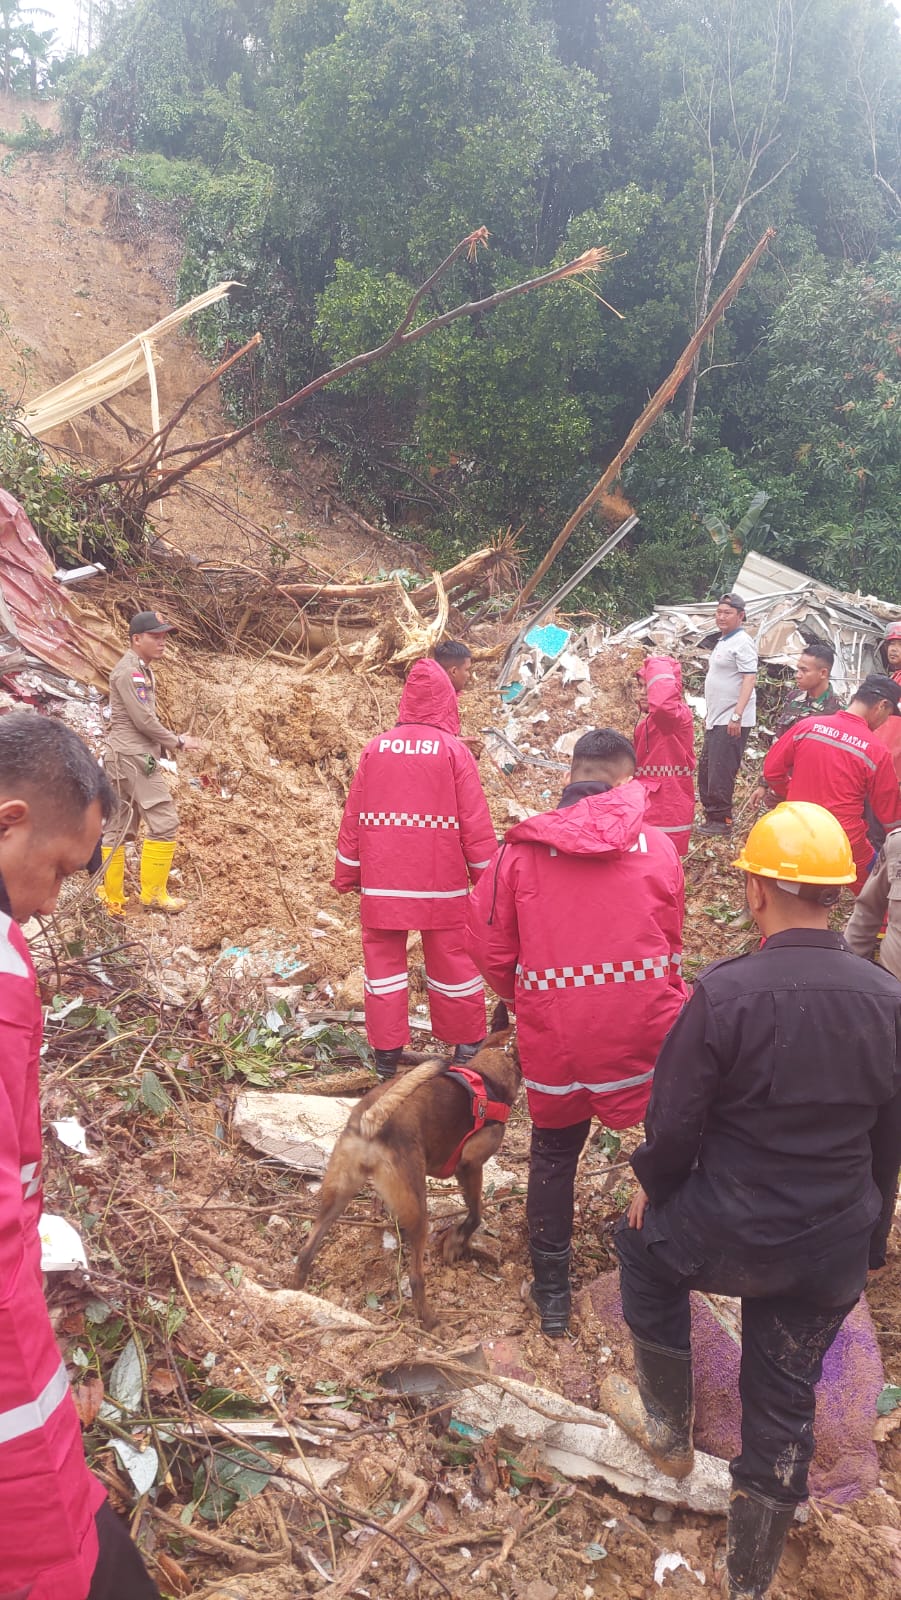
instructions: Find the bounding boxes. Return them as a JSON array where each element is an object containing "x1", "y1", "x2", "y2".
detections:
[
  {"x1": 467, "y1": 780, "x2": 689, "y2": 1129},
  {"x1": 633, "y1": 655, "x2": 696, "y2": 855},
  {"x1": 764, "y1": 709, "x2": 901, "y2": 886},
  {"x1": 333, "y1": 659, "x2": 497, "y2": 929},
  {"x1": 877, "y1": 664, "x2": 901, "y2": 783},
  {"x1": 0, "y1": 912, "x2": 105, "y2": 1598}
]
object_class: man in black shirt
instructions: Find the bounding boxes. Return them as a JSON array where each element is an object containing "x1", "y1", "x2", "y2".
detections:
[{"x1": 601, "y1": 800, "x2": 901, "y2": 1600}]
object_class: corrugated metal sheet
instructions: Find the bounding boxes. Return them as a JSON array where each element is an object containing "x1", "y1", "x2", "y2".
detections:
[
  {"x1": 0, "y1": 488, "x2": 120, "y2": 690},
  {"x1": 734, "y1": 551, "x2": 810, "y2": 598}
]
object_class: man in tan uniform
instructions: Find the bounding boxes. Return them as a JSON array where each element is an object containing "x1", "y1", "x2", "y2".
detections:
[{"x1": 97, "y1": 611, "x2": 204, "y2": 915}]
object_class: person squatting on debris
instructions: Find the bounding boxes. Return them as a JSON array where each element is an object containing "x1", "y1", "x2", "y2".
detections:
[
  {"x1": 333, "y1": 657, "x2": 497, "y2": 1080},
  {"x1": 96, "y1": 610, "x2": 205, "y2": 915},
  {"x1": 0, "y1": 714, "x2": 160, "y2": 1600},
  {"x1": 697, "y1": 593, "x2": 758, "y2": 836},
  {"x1": 752, "y1": 641, "x2": 843, "y2": 812},
  {"x1": 601, "y1": 801, "x2": 901, "y2": 1600},
  {"x1": 633, "y1": 655, "x2": 696, "y2": 855},
  {"x1": 845, "y1": 820, "x2": 901, "y2": 985},
  {"x1": 433, "y1": 637, "x2": 483, "y2": 760},
  {"x1": 467, "y1": 728, "x2": 688, "y2": 1338},
  {"x1": 763, "y1": 673, "x2": 901, "y2": 895}
]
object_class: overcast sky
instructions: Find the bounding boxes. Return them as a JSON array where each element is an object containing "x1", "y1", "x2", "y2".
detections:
[{"x1": 32, "y1": 0, "x2": 901, "y2": 60}]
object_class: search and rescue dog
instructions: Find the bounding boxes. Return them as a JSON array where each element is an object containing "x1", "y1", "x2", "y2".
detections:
[{"x1": 292, "y1": 1004, "x2": 520, "y2": 1327}]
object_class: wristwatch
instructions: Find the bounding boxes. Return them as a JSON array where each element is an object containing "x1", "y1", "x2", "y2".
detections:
[{"x1": 730, "y1": 713, "x2": 741, "y2": 723}]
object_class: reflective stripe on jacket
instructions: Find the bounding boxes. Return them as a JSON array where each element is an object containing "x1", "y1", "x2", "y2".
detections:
[
  {"x1": 634, "y1": 655, "x2": 696, "y2": 855},
  {"x1": 763, "y1": 709, "x2": 901, "y2": 865},
  {"x1": 333, "y1": 659, "x2": 497, "y2": 929},
  {"x1": 466, "y1": 780, "x2": 689, "y2": 1130},
  {"x1": 0, "y1": 913, "x2": 105, "y2": 1597}
]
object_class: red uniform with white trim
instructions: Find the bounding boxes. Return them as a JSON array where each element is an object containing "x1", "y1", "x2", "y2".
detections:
[
  {"x1": 333, "y1": 659, "x2": 497, "y2": 1047},
  {"x1": 876, "y1": 635, "x2": 901, "y2": 783},
  {"x1": 763, "y1": 708, "x2": 901, "y2": 893},
  {"x1": 0, "y1": 911, "x2": 105, "y2": 1598},
  {"x1": 633, "y1": 654, "x2": 696, "y2": 856},
  {"x1": 466, "y1": 780, "x2": 689, "y2": 1130}
]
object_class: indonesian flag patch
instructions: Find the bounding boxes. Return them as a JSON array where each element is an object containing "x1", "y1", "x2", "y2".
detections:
[{"x1": 132, "y1": 671, "x2": 149, "y2": 702}]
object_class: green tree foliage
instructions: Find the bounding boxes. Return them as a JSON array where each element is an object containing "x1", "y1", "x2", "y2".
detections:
[
  {"x1": 1, "y1": 1, "x2": 55, "y2": 95},
  {"x1": 58, "y1": 0, "x2": 901, "y2": 606}
]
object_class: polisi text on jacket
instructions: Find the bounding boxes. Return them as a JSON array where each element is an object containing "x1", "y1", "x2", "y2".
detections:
[{"x1": 378, "y1": 737, "x2": 441, "y2": 755}]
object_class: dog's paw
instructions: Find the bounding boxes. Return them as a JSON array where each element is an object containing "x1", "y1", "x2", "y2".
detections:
[{"x1": 437, "y1": 1224, "x2": 468, "y2": 1264}]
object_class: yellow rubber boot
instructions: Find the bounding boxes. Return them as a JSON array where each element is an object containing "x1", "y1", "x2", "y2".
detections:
[
  {"x1": 139, "y1": 840, "x2": 186, "y2": 912},
  {"x1": 96, "y1": 846, "x2": 127, "y2": 916}
]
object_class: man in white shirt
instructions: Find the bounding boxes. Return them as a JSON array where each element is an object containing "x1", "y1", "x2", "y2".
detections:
[{"x1": 697, "y1": 592, "x2": 758, "y2": 836}]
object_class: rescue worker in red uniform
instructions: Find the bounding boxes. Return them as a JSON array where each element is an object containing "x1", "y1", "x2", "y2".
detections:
[
  {"x1": 433, "y1": 637, "x2": 483, "y2": 760},
  {"x1": 334, "y1": 658, "x2": 497, "y2": 1079},
  {"x1": 633, "y1": 655, "x2": 696, "y2": 855},
  {"x1": 467, "y1": 729, "x2": 688, "y2": 1337},
  {"x1": 877, "y1": 622, "x2": 901, "y2": 783},
  {"x1": 0, "y1": 714, "x2": 159, "y2": 1599},
  {"x1": 763, "y1": 674, "x2": 901, "y2": 894},
  {"x1": 601, "y1": 802, "x2": 901, "y2": 1600}
]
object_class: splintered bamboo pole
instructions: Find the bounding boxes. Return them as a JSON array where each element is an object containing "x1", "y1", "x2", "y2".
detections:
[{"x1": 507, "y1": 226, "x2": 776, "y2": 619}]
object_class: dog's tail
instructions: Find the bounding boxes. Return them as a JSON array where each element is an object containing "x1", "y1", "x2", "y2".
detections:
[{"x1": 359, "y1": 1060, "x2": 445, "y2": 1139}]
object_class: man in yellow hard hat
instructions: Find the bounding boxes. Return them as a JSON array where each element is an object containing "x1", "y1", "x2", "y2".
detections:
[{"x1": 600, "y1": 802, "x2": 901, "y2": 1600}]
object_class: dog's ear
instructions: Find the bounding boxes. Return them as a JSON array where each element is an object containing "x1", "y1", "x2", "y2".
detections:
[{"x1": 489, "y1": 1000, "x2": 510, "y2": 1033}]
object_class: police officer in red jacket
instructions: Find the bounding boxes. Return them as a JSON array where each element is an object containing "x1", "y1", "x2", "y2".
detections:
[
  {"x1": 0, "y1": 714, "x2": 159, "y2": 1599},
  {"x1": 334, "y1": 658, "x2": 497, "y2": 1079},
  {"x1": 633, "y1": 655, "x2": 696, "y2": 855},
  {"x1": 467, "y1": 729, "x2": 688, "y2": 1337},
  {"x1": 763, "y1": 674, "x2": 901, "y2": 893}
]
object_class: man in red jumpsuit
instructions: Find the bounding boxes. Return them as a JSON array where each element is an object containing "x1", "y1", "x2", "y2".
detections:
[
  {"x1": 0, "y1": 713, "x2": 159, "y2": 1599},
  {"x1": 877, "y1": 622, "x2": 901, "y2": 783},
  {"x1": 334, "y1": 658, "x2": 497, "y2": 1078},
  {"x1": 763, "y1": 674, "x2": 901, "y2": 894},
  {"x1": 633, "y1": 655, "x2": 696, "y2": 855},
  {"x1": 467, "y1": 728, "x2": 688, "y2": 1336}
]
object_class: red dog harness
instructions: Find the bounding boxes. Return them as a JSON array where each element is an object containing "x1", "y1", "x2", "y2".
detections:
[{"x1": 434, "y1": 1065, "x2": 511, "y2": 1179}]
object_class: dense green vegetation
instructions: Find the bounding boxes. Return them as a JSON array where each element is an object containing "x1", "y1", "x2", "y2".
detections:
[{"x1": 58, "y1": 0, "x2": 901, "y2": 609}]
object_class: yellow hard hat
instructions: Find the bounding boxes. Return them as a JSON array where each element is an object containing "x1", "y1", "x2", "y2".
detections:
[{"x1": 733, "y1": 801, "x2": 856, "y2": 885}]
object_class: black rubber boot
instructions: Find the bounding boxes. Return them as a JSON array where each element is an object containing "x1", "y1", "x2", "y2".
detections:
[
  {"x1": 725, "y1": 1487, "x2": 795, "y2": 1599},
  {"x1": 599, "y1": 1337, "x2": 694, "y2": 1478},
  {"x1": 373, "y1": 1047, "x2": 402, "y2": 1082},
  {"x1": 452, "y1": 1039, "x2": 485, "y2": 1064},
  {"x1": 526, "y1": 1245, "x2": 571, "y2": 1338}
]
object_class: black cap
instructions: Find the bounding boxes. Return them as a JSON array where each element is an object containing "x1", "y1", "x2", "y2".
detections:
[
  {"x1": 719, "y1": 592, "x2": 747, "y2": 615},
  {"x1": 129, "y1": 610, "x2": 176, "y2": 636},
  {"x1": 858, "y1": 673, "x2": 901, "y2": 715}
]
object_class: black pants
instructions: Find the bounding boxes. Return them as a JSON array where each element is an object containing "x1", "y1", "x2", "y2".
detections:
[
  {"x1": 527, "y1": 1120, "x2": 591, "y2": 1252},
  {"x1": 88, "y1": 1502, "x2": 160, "y2": 1599},
  {"x1": 698, "y1": 725, "x2": 749, "y2": 822},
  {"x1": 615, "y1": 1217, "x2": 866, "y2": 1504}
]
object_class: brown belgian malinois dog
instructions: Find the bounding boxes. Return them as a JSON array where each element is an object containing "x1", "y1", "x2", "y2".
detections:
[{"x1": 292, "y1": 1003, "x2": 520, "y2": 1327}]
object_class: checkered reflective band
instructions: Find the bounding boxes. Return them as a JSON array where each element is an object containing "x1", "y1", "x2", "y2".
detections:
[
  {"x1": 359, "y1": 811, "x2": 460, "y2": 829},
  {"x1": 516, "y1": 953, "x2": 682, "y2": 990},
  {"x1": 636, "y1": 765, "x2": 693, "y2": 777}
]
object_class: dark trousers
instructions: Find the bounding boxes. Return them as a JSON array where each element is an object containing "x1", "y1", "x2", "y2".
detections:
[
  {"x1": 698, "y1": 725, "x2": 749, "y2": 822},
  {"x1": 615, "y1": 1217, "x2": 866, "y2": 1504},
  {"x1": 527, "y1": 1120, "x2": 591, "y2": 1252},
  {"x1": 88, "y1": 1501, "x2": 160, "y2": 1599}
]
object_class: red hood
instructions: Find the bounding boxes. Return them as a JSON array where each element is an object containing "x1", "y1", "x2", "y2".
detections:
[
  {"x1": 639, "y1": 654, "x2": 684, "y2": 692},
  {"x1": 397, "y1": 658, "x2": 461, "y2": 734},
  {"x1": 506, "y1": 779, "x2": 649, "y2": 857}
]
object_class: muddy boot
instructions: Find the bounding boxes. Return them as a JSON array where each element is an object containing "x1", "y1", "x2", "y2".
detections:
[
  {"x1": 452, "y1": 1039, "x2": 485, "y2": 1064},
  {"x1": 524, "y1": 1245, "x2": 571, "y2": 1338},
  {"x1": 724, "y1": 1487, "x2": 795, "y2": 1599},
  {"x1": 373, "y1": 1047, "x2": 402, "y2": 1082},
  {"x1": 599, "y1": 1337, "x2": 694, "y2": 1478}
]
